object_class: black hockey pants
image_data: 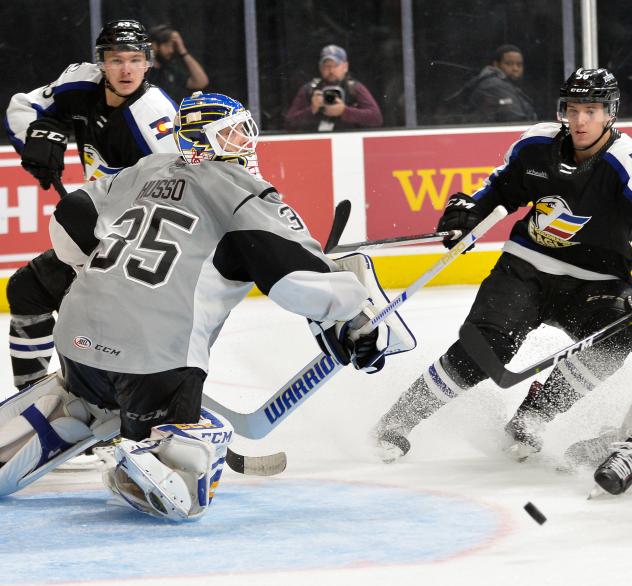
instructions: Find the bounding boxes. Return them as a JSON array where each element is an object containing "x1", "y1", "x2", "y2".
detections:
[
  {"x1": 6, "y1": 249, "x2": 76, "y2": 389},
  {"x1": 443, "y1": 253, "x2": 632, "y2": 389}
]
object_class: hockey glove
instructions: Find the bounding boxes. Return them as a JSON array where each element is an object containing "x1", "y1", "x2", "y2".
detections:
[
  {"x1": 21, "y1": 119, "x2": 68, "y2": 191},
  {"x1": 437, "y1": 192, "x2": 482, "y2": 251},
  {"x1": 309, "y1": 306, "x2": 389, "y2": 374}
]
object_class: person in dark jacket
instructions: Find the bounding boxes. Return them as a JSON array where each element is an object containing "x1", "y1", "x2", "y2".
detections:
[
  {"x1": 285, "y1": 44, "x2": 383, "y2": 132},
  {"x1": 458, "y1": 44, "x2": 537, "y2": 123}
]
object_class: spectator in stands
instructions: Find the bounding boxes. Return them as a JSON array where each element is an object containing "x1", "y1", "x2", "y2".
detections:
[
  {"x1": 147, "y1": 24, "x2": 209, "y2": 104},
  {"x1": 450, "y1": 44, "x2": 537, "y2": 124},
  {"x1": 285, "y1": 44, "x2": 383, "y2": 132}
]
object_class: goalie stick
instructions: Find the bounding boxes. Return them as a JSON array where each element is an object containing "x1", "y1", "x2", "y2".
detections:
[
  {"x1": 215, "y1": 200, "x2": 350, "y2": 474},
  {"x1": 329, "y1": 229, "x2": 462, "y2": 253},
  {"x1": 459, "y1": 311, "x2": 632, "y2": 388},
  {"x1": 202, "y1": 205, "x2": 508, "y2": 439}
]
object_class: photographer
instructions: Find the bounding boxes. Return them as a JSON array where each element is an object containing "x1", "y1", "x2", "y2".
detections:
[{"x1": 285, "y1": 45, "x2": 382, "y2": 132}]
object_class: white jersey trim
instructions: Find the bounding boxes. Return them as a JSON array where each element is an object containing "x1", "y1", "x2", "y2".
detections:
[{"x1": 503, "y1": 240, "x2": 618, "y2": 280}]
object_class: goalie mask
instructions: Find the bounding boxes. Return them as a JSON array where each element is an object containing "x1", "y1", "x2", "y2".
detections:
[
  {"x1": 95, "y1": 19, "x2": 153, "y2": 65},
  {"x1": 174, "y1": 92, "x2": 259, "y2": 164}
]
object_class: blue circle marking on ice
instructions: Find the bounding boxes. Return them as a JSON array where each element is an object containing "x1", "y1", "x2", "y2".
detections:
[{"x1": 0, "y1": 479, "x2": 502, "y2": 583}]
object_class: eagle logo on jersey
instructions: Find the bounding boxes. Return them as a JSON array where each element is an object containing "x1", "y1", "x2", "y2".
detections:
[
  {"x1": 528, "y1": 196, "x2": 591, "y2": 248},
  {"x1": 82, "y1": 144, "x2": 123, "y2": 181}
]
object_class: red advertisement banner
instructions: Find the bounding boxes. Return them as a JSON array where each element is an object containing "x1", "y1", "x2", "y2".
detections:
[
  {"x1": 363, "y1": 131, "x2": 526, "y2": 241},
  {"x1": 0, "y1": 140, "x2": 335, "y2": 273}
]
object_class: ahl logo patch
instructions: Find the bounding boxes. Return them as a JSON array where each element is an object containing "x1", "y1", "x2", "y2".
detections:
[
  {"x1": 73, "y1": 336, "x2": 92, "y2": 349},
  {"x1": 527, "y1": 196, "x2": 591, "y2": 248}
]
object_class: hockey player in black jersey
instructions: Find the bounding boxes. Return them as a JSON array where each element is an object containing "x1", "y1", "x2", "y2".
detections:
[
  {"x1": 374, "y1": 68, "x2": 632, "y2": 463},
  {"x1": 3, "y1": 20, "x2": 178, "y2": 389}
]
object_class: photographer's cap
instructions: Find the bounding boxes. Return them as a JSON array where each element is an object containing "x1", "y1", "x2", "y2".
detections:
[{"x1": 319, "y1": 45, "x2": 347, "y2": 65}]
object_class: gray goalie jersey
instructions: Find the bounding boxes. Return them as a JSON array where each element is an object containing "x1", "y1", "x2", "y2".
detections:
[{"x1": 51, "y1": 154, "x2": 368, "y2": 374}]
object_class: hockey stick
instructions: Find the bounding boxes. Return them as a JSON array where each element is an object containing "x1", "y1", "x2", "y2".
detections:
[
  {"x1": 459, "y1": 311, "x2": 632, "y2": 389},
  {"x1": 225, "y1": 447, "x2": 287, "y2": 476},
  {"x1": 202, "y1": 205, "x2": 508, "y2": 439},
  {"x1": 51, "y1": 174, "x2": 68, "y2": 198},
  {"x1": 329, "y1": 230, "x2": 462, "y2": 254},
  {"x1": 219, "y1": 200, "x2": 349, "y2": 474},
  {"x1": 323, "y1": 199, "x2": 352, "y2": 253}
]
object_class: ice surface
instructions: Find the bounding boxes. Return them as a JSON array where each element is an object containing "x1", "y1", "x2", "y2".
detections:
[{"x1": 1, "y1": 285, "x2": 632, "y2": 586}]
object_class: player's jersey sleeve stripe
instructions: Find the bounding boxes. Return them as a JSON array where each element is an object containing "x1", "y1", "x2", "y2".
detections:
[
  {"x1": 472, "y1": 131, "x2": 555, "y2": 202},
  {"x1": 123, "y1": 107, "x2": 152, "y2": 155},
  {"x1": 52, "y1": 80, "x2": 99, "y2": 95},
  {"x1": 213, "y1": 230, "x2": 330, "y2": 295},
  {"x1": 233, "y1": 194, "x2": 257, "y2": 215},
  {"x1": 233, "y1": 188, "x2": 279, "y2": 215},
  {"x1": 603, "y1": 152, "x2": 632, "y2": 203}
]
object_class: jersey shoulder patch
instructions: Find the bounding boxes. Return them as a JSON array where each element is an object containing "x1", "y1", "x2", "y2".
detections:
[
  {"x1": 505, "y1": 122, "x2": 559, "y2": 163},
  {"x1": 53, "y1": 62, "x2": 102, "y2": 95},
  {"x1": 126, "y1": 88, "x2": 179, "y2": 155},
  {"x1": 603, "y1": 132, "x2": 632, "y2": 200}
]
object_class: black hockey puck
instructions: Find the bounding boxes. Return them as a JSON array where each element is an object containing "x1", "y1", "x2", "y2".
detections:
[{"x1": 524, "y1": 502, "x2": 547, "y2": 525}]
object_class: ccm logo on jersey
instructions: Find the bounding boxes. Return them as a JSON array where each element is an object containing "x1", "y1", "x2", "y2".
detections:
[
  {"x1": 126, "y1": 408, "x2": 169, "y2": 422},
  {"x1": 72, "y1": 336, "x2": 120, "y2": 355}
]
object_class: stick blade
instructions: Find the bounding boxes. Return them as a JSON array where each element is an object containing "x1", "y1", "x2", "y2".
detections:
[
  {"x1": 226, "y1": 448, "x2": 287, "y2": 476},
  {"x1": 324, "y1": 199, "x2": 351, "y2": 253}
]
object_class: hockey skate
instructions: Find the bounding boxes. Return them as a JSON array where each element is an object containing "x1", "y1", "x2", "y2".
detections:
[
  {"x1": 373, "y1": 377, "x2": 444, "y2": 463},
  {"x1": 593, "y1": 439, "x2": 632, "y2": 495},
  {"x1": 563, "y1": 427, "x2": 621, "y2": 470},
  {"x1": 504, "y1": 381, "x2": 550, "y2": 462}
]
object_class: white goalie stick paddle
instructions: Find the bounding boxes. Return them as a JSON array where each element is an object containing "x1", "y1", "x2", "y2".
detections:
[
  {"x1": 202, "y1": 205, "x2": 508, "y2": 439},
  {"x1": 329, "y1": 229, "x2": 462, "y2": 254},
  {"x1": 459, "y1": 311, "x2": 632, "y2": 388}
]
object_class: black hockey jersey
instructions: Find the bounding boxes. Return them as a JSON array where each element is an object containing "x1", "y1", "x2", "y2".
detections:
[
  {"x1": 4, "y1": 62, "x2": 178, "y2": 181},
  {"x1": 473, "y1": 122, "x2": 632, "y2": 282}
]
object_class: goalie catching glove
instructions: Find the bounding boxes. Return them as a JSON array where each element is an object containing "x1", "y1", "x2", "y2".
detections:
[
  {"x1": 437, "y1": 192, "x2": 482, "y2": 251},
  {"x1": 310, "y1": 253, "x2": 417, "y2": 374},
  {"x1": 21, "y1": 118, "x2": 68, "y2": 191},
  {"x1": 310, "y1": 305, "x2": 388, "y2": 373}
]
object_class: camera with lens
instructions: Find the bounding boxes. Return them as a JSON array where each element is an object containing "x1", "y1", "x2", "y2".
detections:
[{"x1": 322, "y1": 86, "x2": 345, "y2": 105}]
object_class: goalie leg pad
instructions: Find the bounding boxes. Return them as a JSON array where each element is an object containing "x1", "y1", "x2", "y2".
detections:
[
  {"x1": 0, "y1": 371, "x2": 120, "y2": 496},
  {"x1": 103, "y1": 408, "x2": 233, "y2": 521}
]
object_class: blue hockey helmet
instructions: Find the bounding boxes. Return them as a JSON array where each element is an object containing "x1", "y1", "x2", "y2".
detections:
[{"x1": 174, "y1": 92, "x2": 259, "y2": 164}]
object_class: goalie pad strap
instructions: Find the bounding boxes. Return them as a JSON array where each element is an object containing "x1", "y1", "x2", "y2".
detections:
[{"x1": 21, "y1": 404, "x2": 73, "y2": 469}]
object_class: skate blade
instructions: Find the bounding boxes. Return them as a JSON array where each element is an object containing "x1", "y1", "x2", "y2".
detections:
[
  {"x1": 506, "y1": 442, "x2": 539, "y2": 463},
  {"x1": 587, "y1": 484, "x2": 609, "y2": 500}
]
